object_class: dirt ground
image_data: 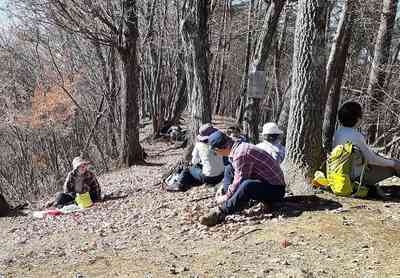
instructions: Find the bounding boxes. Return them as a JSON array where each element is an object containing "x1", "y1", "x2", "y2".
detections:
[{"x1": 1, "y1": 118, "x2": 400, "y2": 278}]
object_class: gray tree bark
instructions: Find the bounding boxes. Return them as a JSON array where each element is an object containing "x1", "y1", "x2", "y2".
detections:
[
  {"x1": 277, "y1": 80, "x2": 292, "y2": 141},
  {"x1": 164, "y1": 0, "x2": 189, "y2": 128},
  {"x1": 274, "y1": 3, "x2": 289, "y2": 108},
  {"x1": 213, "y1": 0, "x2": 230, "y2": 116},
  {"x1": 236, "y1": 0, "x2": 254, "y2": 126},
  {"x1": 366, "y1": 0, "x2": 398, "y2": 143},
  {"x1": 281, "y1": 0, "x2": 327, "y2": 195},
  {"x1": 322, "y1": 0, "x2": 354, "y2": 154},
  {"x1": 181, "y1": 0, "x2": 212, "y2": 161},
  {"x1": 243, "y1": 0, "x2": 286, "y2": 143},
  {"x1": 119, "y1": 0, "x2": 144, "y2": 166}
]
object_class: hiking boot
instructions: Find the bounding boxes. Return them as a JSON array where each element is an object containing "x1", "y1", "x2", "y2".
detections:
[
  {"x1": 199, "y1": 207, "x2": 225, "y2": 226},
  {"x1": 165, "y1": 181, "x2": 184, "y2": 192}
]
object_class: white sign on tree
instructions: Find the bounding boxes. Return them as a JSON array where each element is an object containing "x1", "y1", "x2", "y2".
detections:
[{"x1": 248, "y1": 63, "x2": 266, "y2": 98}]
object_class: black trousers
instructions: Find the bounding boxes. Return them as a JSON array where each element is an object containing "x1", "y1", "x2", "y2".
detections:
[{"x1": 54, "y1": 191, "x2": 99, "y2": 208}]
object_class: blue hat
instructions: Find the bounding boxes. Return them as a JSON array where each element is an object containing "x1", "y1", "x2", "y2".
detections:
[{"x1": 208, "y1": 130, "x2": 230, "y2": 149}]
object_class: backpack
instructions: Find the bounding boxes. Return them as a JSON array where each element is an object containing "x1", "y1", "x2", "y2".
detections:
[
  {"x1": 162, "y1": 160, "x2": 191, "y2": 189},
  {"x1": 314, "y1": 142, "x2": 368, "y2": 198}
]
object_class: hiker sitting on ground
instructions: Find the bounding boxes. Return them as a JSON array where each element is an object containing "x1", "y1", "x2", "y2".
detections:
[
  {"x1": 199, "y1": 130, "x2": 286, "y2": 226},
  {"x1": 166, "y1": 123, "x2": 224, "y2": 192},
  {"x1": 256, "y1": 122, "x2": 285, "y2": 164},
  {"x1": 333, "y1": 101, "x2": 400, "y2": 195},
  {"x1": 51, "y1": 157, "x2": 102, "y2": 208}
]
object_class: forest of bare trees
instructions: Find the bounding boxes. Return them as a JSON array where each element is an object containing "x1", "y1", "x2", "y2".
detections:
[{"x1": 1, "y1": 0, "x2": 400, "y2": 210}]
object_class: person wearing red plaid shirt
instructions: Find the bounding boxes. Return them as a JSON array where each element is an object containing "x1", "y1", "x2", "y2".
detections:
[{"x1": 200, "y1": 130, "x2": 286, "y2": 226}]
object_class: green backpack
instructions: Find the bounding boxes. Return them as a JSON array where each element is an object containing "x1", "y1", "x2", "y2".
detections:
[{"x1": 325, "y1": 143, "x2": 368, "y2": 198}]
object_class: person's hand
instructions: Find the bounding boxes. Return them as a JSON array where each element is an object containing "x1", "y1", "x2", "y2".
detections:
[{"x1": 215, "y1": 194, "x2": 228, "y2": 205}]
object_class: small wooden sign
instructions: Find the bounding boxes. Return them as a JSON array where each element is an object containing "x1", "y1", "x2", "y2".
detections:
[{"x1": 248, "y1": 64, "x2": 266, "y2": 98}]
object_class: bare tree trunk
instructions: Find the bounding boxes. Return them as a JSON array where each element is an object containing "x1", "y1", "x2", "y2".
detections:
[
  {"x1": 235, "y1": 0, "x2": 254, "y2": 125},
  {"x1": 322, "y1": 0, "x2": 354, "y2": 153},
  {"x1": 209, "y1": 1, "x2": 224, "y2": 100},
  {"x1": 273, "y1": 3, "x2": 289, "y2": 107},
  {"x1": 213, "y1": 0, "x2": 230, "y2": 115},
  {"x1": 281, "y1": 0, "x2": 327, "y2": 195},
  {"x1": 164, "y1": 1, "x2": 188, "y2": 128},
  {"x1": 252, "y1": 0, "x2": 286, "y2": 70},
  {"x1": 243, "y1": 0, "x2": 286, "y2": 142},
  {"x1": 93, "y1": 40, "x2": 119, "y2": 158},
  {"x1": 324, "y1": 0, "x2": 352, "y2": 105},
  {"x1": 119, "y1": 0, "x2": 144, "y2": 166},
  {"x1": 107, "y1": 46, "x2": 119, "y2": 158},
  {"x1": 366, "y1": 0, "x2": 398, "y2": 143},
  {"x1": 181, "y1": 0, "x2": 212, "y2": 161},
  {"x1": 166, "y1": 67, "x2": 187, "y2": 126},
  {"x1": 277, "y1": 80, "x2": 292, "y2": 140},
  {"x1": 384, "y1": 40, "x2": 400, "y2": 87}
]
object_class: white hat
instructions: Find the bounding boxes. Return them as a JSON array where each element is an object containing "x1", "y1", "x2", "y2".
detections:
[
  {"x1": 262, "y1": 122, "x2": 283, "y2": 135},
  {"x1": 72, "y1": 156, "x2": 91, "y2": 170}
]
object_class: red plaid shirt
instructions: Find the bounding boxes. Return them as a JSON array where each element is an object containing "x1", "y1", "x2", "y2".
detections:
[{"x1": 227, "y1": 142, "x2": 285, "y2": 198}]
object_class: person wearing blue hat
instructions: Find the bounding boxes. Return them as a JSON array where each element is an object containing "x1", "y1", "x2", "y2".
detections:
[
  {"x1": 165, "y1": 123, "x2": 225, "y2": 192},
  {"x1": 199, "y1": 130, "x2": 286, "y2": 226}
]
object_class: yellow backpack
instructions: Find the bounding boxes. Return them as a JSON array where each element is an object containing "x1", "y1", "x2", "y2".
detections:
[{"x1": 313, "y1": 143, "x2": 368, "y2": 198}]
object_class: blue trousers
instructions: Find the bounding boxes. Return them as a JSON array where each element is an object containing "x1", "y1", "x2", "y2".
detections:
[
  {"x1": 221, "y1": 179, "x2": 285, "y2": 215},
  {"x1": 223, "y1": 163, "x2": 235, "y2": 190}
]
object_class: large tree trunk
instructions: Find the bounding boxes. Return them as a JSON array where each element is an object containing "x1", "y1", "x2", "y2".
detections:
[
  {"x1": 107, "y1": 45, "x2": 119, "y2": 159},
  {"x1": 366, "y1": 0, "x2": 398, "y2": 143},
  {"x1": 166, "y1": 68, "x2": 187, "y2": 126},
  {"x1": 277, "y1": 80, "x2": 292, "y2": 141},
  {"x1": 322, "y1": 0, "x2": 354, "y2": 154},
  {"x1": 277, "y1": 4, "x2": 293, "y2": 141},
  {"x1": 181, "y1": 0, "x2": 212, "y2": 161},
  {"x1": 93, "y1": 41, "x2": 119, "y2": 158},
  {"x1": 0, "y1": 193, "x2": 10, "y2": 217},
  {"x1": 236, "y1": 0, "x2": 254, "y2": 125},
  {"x1": 281, "y1": 0, "x2": 327, "y2": 195},
  {"x1": 273, "y1": 3, "x2": 289, "y2": 110},
  {"x1": 243, "y1": 0, "x2": 286, "y2": 142},
  {"x1": 119, "y1": 0, "x2": 144, "y2": 166},
  {"x1": 164, "y1": 1, "x2": 188, "y2": 128},
  {"x1": 213, "y1": 0, "x2": 230, "y2": 116}
]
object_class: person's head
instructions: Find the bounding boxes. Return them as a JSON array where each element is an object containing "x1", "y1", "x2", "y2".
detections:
[
  {"x1": 197, "y1": 123, "x2": 218, "y2": 143},
  {"x1": 226, "y1": 125, "x2": 242, "y2": 139},
  {"x1": 72, "y1": 156, "x2": 91, "y2": 174},
  {"x1": 261, "y1": 122, "x2": 283, "y2": 143},
  {"x1": 207, "y1": 130, "x2": 234, "y2": 156},
  {"x1": 338, "y1": 101, "x2": 363, "y2": 127}
]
